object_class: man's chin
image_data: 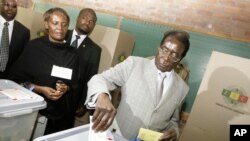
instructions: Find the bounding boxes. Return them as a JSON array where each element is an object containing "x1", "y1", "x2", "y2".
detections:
[{"x1": 158, "y1": 65, "x2": 172, "y2": 72}]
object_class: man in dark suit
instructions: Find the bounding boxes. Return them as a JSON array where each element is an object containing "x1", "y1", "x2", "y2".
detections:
[
  {"x1": 66, "y1": 8, "x2": 101, "y2": 117},
  {"x1": 0, "y1": 0, "x2": 30, "y2": 78}
]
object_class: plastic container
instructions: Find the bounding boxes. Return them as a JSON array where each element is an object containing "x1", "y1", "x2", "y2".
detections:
[
  {"x1": 33, "y1": 124, "x2": 128, "y2": 141},
  {"x1": 0, "y1": 79, "x2": 46, "y2": 141}
]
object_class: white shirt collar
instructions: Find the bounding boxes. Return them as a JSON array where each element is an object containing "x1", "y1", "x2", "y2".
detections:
[
  {"x1": 0, "y1": 15, "x2": 14, "y2": 42},
  {"x1": 157, "y1": 69, "x2": 172, "y2": 78},
  {"x1": 71, "y1": 29, "x2": 87, "y2": 48},
  {"x1": 0, "y1": 15, "x2": 14, "y2": 26},
  {"x1": 73, "y1": 29, "x2": 87, "y2": 40}
]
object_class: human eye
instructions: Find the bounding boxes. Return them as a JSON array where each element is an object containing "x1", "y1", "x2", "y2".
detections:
[
  {"x1": 162, "y1": 48, "x2": 170, "y2": 53},
  {"x1": 89, "y1": 20, "x2": 95, "y2": 25},
  {"x1": 81, "y1": 16, "x2": 87, "y2": 20},
  {"x1": 62, "y1": 22, "x2": 69, "y2": 27},
  {"x1": 170, "y1": 52, "x2": 178, "y2": 58},
  {"x1": 51, "y1": 21, "x2": 58, "y2": 25}
]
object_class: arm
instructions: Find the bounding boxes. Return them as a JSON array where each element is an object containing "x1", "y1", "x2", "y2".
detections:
[{"x1": 86, "y1": 56, "x2": 135, "y2": 132}]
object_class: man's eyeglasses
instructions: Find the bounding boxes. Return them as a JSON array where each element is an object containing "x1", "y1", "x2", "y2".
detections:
[{"x1": 158, "y1": 47, "x2": 181, "y2": 62}]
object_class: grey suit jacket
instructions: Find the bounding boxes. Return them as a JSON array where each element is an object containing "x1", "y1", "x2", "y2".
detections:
[{"x1": 87, "y1": 56, "x2": 189, "y2": 140}]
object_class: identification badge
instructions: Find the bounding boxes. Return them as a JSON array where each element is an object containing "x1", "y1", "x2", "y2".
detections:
[{"x1": 51, "y1": 65, "x2": 72, "y2": 80}]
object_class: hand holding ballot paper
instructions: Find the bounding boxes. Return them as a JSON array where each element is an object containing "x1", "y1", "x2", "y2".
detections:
[{"x1": 88, "y1": 116, "x2": 114, "y2": 141}]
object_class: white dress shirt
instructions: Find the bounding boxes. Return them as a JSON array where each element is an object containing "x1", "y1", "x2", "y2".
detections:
[
  {"x1": 70, "y1": 29, "x2": 87, "y2": 48},
  {"x1": 157, "y1": 70, "x2": 172, "y2": 98},
  {"x1": 0, "y1": 15, "x2": 14, "y2": 44}
]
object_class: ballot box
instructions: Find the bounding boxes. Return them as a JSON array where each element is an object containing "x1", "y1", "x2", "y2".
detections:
[
  {"x1": 33, "y1": 124, "x2": 128, "y2": 141},
  {"x1": 0, "y1": 79, "x2": 46, "y2": 141}
]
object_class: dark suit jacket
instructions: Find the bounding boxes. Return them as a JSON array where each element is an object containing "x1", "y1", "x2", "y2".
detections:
[
  {"x1": 66, "y1": 30, "x2": 102, "y2": 107},
  {"x1": 0, "y1": 20, "x2": 30, "y2": 78}
]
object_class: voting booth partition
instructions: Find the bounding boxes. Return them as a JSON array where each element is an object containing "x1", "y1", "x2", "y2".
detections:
[
  {"x1": 15, "y1": 7, "x2": 45, "y2": 40},
  {"x1": 89, "y1": 24, "x2": 135, "y2": 73},
  {"x1": 179, "y1": 51, "x2": 250, "y2": 141}
]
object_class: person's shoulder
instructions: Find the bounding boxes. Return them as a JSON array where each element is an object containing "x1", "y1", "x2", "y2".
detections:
[
  {"x1": 128, "y1": 56, "x2": 150, "y2": 61},
  {"x1": 91, "y1": 41, "x2": 101, "y2": 51},
  {"x1": 125, "y1": 56, "x2": 150, "y2": 64},
  {"x1": 14, "y1": 20, "x2": 30, "y2": 31},
  {"x1": 172, "y1": 71, "x2": 189, "y2": 89},
  {"x1": 27, "y1": 36, "x2": 48, "y2": 47}
]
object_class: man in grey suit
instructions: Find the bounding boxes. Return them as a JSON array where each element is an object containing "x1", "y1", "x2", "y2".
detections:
[
  {"x1": 86, "y1": 30, "x2": 190, "y2": 141},
  {"x1": 66, "y1": 8, "x2": 101, "y2": 116},
  {"x1": 0, "y1": 0, "x2": 30, "y2": 78}
]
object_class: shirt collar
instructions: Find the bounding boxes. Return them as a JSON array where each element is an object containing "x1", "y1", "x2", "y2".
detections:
[
  {"x1": 157, "y1": 69, "x2": 172, "y2": 78},
  {"x1": 0, "y1": 15, "x2": 14, "y2": 26},
  {"x1": 73, "y1": 29, "x2": 87, "y2": 39}
]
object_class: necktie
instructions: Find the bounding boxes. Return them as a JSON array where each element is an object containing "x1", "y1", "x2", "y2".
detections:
[
  {"x1": 71, "y1": 35, "x2": 80, "y2": 48},
  {"x1": 157, "y1": 72, "x2": 166, "y2": 103},
  {"x1": 0, "y1": 22, "x2": 9, "y2": 72}
]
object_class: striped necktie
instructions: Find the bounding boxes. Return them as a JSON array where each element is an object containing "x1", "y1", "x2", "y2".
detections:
[{"x1": 0, "y1": 22, "x2": 9, "y2": 72}]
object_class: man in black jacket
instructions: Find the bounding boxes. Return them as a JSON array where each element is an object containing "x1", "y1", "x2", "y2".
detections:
[
  {"x1": 0, "y1": 0, "x2": 30, "y2": 78},
  {"x1": 66, "y1": 8, "x2": 102, "y2": 117}
]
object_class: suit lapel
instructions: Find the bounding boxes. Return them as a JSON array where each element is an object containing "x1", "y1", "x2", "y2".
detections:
[
  {"x1": 79, "y1": 36, "x2": 91, "y2": 49},
  {"x1": 9, "y1": 21, "x2": 17, "y2": 52},
  {"x1": 144, "y1": 59, "x2": 158, "y2": 107},
  {"x1": 66, "y1": 30, "x2": 73, "y2": 44}
]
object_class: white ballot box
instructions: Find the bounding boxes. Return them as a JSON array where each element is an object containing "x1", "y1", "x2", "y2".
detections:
[
  {"x1": 0, "y1": 79, "x2": 46, "y2": 141},
  {"x1": 33, "y1": 124, "x2": 128, "y2": 141},
  {"x1": 179, "y1": 51, "x2": 250, "y2": 141}
]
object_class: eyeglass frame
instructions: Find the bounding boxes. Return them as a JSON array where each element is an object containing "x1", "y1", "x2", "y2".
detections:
[{"x1": 158, "y1": 47, "x2": 182, "y2": 62}]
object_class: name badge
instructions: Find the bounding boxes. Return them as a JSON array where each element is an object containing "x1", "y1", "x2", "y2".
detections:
[{"x1": 51, "y1": 65, "x2": 72, "y2": 80}]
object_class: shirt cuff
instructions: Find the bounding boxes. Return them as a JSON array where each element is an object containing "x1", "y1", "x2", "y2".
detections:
[{"x1": 86, "y1": 92, "x2": 111, "y2": 109}]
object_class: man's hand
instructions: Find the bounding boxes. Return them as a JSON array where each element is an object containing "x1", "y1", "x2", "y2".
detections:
[
  {"x1": 159, "y1": 128, "x2": 177, "y2": 141},
  {"x1": 91, "y1": 93, "x2": 117, "y2": 132}
]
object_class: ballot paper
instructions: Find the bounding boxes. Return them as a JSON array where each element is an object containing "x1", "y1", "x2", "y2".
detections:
[
  {"x1": 0, "y1": 89, "x2": 36, "y2": 100},
  {"x1": 137, "y1": 128, "x2": 163, "y2": 141},
  {"x1": 88, "y1": 116, "x2": 114, "y2": 141}
]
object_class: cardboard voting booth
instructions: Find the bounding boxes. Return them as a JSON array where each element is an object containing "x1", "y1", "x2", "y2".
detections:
[
  {"x1": 89, "y1": 25, "x2": 135, "y2": 73},
  {"x1": 15, "y1": 7, "x2": 44, "y2": 40},
  {"x1": 179, "y1": 51, "x2": 250, "y2": 141},
  {"x1": 0, "y1": 80, "x2": 46, "y2": 141}
]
